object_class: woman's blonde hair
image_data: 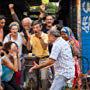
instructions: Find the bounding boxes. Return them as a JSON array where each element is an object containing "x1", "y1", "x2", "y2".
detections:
[{"x1": 9, "y1": 21, "x2": 20, "y2": 30}]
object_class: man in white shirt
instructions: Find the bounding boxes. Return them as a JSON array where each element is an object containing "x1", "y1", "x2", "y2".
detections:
[{"x1": 29, "y1": 29, "x2": 75, "y2": 90}]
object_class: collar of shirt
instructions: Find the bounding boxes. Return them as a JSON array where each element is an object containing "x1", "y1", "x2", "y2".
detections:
[{"x1": 53, "y1": 37, "x2": 62, "y2": 45}]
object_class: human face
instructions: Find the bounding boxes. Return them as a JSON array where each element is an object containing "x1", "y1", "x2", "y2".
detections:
[
  {"x1": 48, "y1": 33, "x2": 56, "y2": 44},
  {"x1": 11, "y1": 43, "x2": 18, "y2": 53},
  {"x1": 10, "y1": 26, "x2": 18, "y2": 35},
  {"x1": 61, "y1": 31, "x2": 69, "y2": 41},
  {"x1": 45, "y1": 16, "x2": 54, "y2": 27},
  {"x1": 33, "y1": 24, "x2": 41, "y2": 34},
  {"x1": 22, "y1": 20, "x2": 31, "y2": 30},
  {"x1": 0, "y1": 19, "x2": 6, "y2": 28}
]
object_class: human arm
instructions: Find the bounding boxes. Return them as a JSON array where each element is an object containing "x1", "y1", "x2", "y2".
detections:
[
  {"x1": 29, "y1": 43, "x2": 60, "y2": 72},
  {"x1": 0, "y1": 77, "x2": 3, "y2": 90},
  {"x1": 39, "y1": 37, "x2": 48, "y2": 50},
  {"x1": 8, "y1": 4, "x2": 20, "y2": 23},
  {"x1": 69, "y1": 39, "x2": 80, "y2": 55},
  {"x1": 21, "y1": 32, "x2": 31, "y2": 51},
  {"x1": 3, "y1": 34, "x2": 11, "y2": 44},
  {"x1": 39, "y1": 4, "x2": 46, "y2": 19},
  {"x1": 2, "y1": 55, "x2": 18, "y2": 72},
  {"x1": 0, "y1": 85, "x2": 3, "y2": 90},
  {"x1": 29, "y1": 58, "x2": 55, "y2": 72}
]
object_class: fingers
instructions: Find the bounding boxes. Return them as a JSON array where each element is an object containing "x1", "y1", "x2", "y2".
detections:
[
  {"x1": 29, "y1": 67, "x2": 34, "y2": 73},
  {"x1": 9, "y1": 4, "x2": 14, "y2": 9},
  {"x1": 40, "y1": 4, "x2": 45, "y2": 11},
  {"x1": 27, "y1": 35, "x2": 31, "y2": 40},
  {"x1": 33, "y1": 61, "x2": 37, "y2": 65},
  {"x1": 29, "y1": 62, "x2": 38, "y2": 73}
]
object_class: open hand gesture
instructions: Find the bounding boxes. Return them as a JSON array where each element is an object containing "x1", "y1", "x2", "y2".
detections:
[{"x1": 29, "y1": 61, "x2": 39, "y2": 73}]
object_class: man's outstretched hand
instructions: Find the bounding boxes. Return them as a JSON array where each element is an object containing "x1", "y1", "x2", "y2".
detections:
[{"x1": 29, "y1": 61, "x2": 39, "y2": 73}]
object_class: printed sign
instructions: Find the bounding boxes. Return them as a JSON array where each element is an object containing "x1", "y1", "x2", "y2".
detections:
[{"x1": 81, "y1": 0, "x2": 90, "y2": 74}]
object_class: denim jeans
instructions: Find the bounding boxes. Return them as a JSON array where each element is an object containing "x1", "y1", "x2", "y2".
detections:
[{"x1": 50, "y1": 75, "x2": 68, "y2": 90}]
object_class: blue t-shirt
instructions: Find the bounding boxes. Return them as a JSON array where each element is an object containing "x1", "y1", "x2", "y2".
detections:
[
  {"x1": 2, "y1": 65, "x2": 14, "y2": 82},
  {"x1": 1, "y1": 56, "x2": 14, "y2": 82}
]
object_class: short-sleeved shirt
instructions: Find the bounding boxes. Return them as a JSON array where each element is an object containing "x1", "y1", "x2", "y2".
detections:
[
  {"x1": 49, "y1": 37, "x2": 75, "y2": 79},
  {"x1": 3, "y1": 33, "x2": 23, "y2": 56},
  {"x1": 30, "y1": 32, "x2": 49, "y2": 57},
  {"x1": 1, "y1": 56, "x2": 14, "y2": 82}
]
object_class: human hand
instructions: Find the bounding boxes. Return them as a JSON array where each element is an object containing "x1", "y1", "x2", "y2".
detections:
[
  {"x1": 20, "y1": 32, "x2": 24, "y2": 37},
  {"x1": 9, "y1": 4, "x2": 14, "y2": 10},
  {"x1": 9, "y1": 33, "x2": 14, "y2": 36},
  {"x1": 0, "y1": 85, "x2": 3, "y2": 90},
  {"x1": 69, "y1": 40, "x2": 74, "y2": 46},
  {"x1": 27, "y1": 35, "x2": 31, "y2": 41},
  {"x1": 40, "y1": 4, "x2": 46, "y2": 12},
  {"x1": 35, "y1": 32, "x2": 42, "y2": 39},
  {"x1": 29, "y1": 61, "x2": 39, "y2": 73},
  {"x1": 26, "y1": 31, "x2": 31, "y2": 41}
]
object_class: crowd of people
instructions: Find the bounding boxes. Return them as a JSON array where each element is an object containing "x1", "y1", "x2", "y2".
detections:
[{"x1": 0, "y1": 3, "x2": 81, "y2": 90}]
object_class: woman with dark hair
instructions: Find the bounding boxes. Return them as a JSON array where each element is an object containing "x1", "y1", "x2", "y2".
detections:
[
  {"x1": 61, "y1": 27, "x2": 81, "y2": 89},
  {"x1": 1, "y1": 41, "x2": 21, "y2": 90},
  {"x1": 0, "y1": 15, "x2": 6, "y2": 43},
  {"x1": 3, "y1": 22, "x2": 31, "y2": 87}
]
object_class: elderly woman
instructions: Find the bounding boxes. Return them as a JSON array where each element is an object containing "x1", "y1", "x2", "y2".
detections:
[
  {"x1": 3, "y1": 22, "x2": 22, "y2": 57},
  {"x1": 61, "y1": 27, "x2": 81, "y2": 89},
  {"x1": 3, "y1": 22, "x2": 30, "y2": 59},
  {"x1": 3, "y1": 22, "x2": 30, "y2": 86}
]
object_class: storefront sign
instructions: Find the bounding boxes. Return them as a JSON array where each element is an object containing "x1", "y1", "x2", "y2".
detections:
[{"x1": 81, "y1": 0, "x2": 90, "y2": 74}]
